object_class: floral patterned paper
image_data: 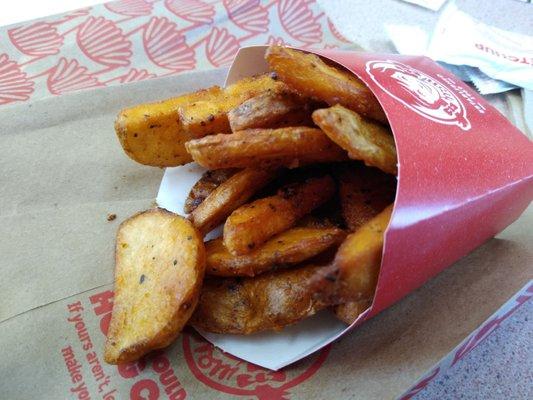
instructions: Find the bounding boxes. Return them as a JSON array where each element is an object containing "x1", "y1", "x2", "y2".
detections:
[{"x1": 0, "y1": 0, "x2": 350, "y2": 106}]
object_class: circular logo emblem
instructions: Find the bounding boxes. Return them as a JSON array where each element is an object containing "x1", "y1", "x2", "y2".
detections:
[
  {"x1": 183, "y1": 333, "x2": 330, "y2": 399},
  {"x1": 366, "y1": 60, "x2": 471, "y2": 131}
]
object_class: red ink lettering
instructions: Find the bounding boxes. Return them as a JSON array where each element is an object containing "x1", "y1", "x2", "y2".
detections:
[
  {"x1": 89, "y1": 291, "x2": 114, "y2": 315},
  {"x1": 130, "y1": 379, "x2": 159, "y2": 400}
]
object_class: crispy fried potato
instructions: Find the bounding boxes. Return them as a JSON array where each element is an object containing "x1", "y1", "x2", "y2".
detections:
[
  {"x1": 184, "y1": 169, "x2": 237, "y2": 214},
  {"x1": 228, "y1": 90, "x2": 313, "y2": 131},
  {"x1": 185, "y1": 127, "x2": 347, "y2": 170},
  {"x1": 311, "y1": 204, "x2": 393, "y2": 303},
  {"x1": 190, "y1": 168, "x2": 277, "y2": 235},
  {"x1": 338, "y1": 164, "x2": 396, "y2": 231},
  {"x1": 206, "y1": 227, "x2": 345, "y2": 277},
  {"x1": 223, "y1": 175, "x2": 336, "y2": 255},
  {"x1": 191, "y1": 264, "x2": 331, "y2": 334},
  {"x1": 104, "y1": 209, "x2": 206, "y2": 364},
  {"x1": 266, "y1": 46, "x2": 386, "y2": 123},
  {"x1": 334, "y1": 299, "x2": 372, "y2": 324},
  {"x1": 313, "y1": 105, "x2": 397, "y2": 174},
  {"x1": 115, "y1": 74, "x2": 285, "y2": 167},
  {"x1": 297, "y1": 214, "x2": 342, "y2": 229}
]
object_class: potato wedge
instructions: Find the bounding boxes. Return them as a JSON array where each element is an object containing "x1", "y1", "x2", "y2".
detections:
[
  {"x1": 297, "y1": 214, "x2": 342, "y2": 229},
  {"x1": 228, "y1": 90, "x2": 313, "y2": 131},
  {"x1": 191, "y1": 264, "x2": 331, "y2": 334},
  {"x1": 206, "y1": 227, "x2": 345, "y2": 277},
  {"x1": 104, "y1": 209, "x2": 206, "y2": 364},
  {"x1": 184, "y1": 168, "x2": 237, "y2": 214},
  {"x1": 190, "y1": 168, "x2": 277, "y2": 235},
  {"x1": 311, "y1": 204, "x2": 393, "y2": 303},
  {"x1": 185, "y1": 127, "x2": 347, "y2": 170},
  {"x1": 266, "y1": 46, "x2": 387, "y2": 123},
  {"x1": 338, "y1": 164, "x2": 396, "y2": 231},
  {"x1": 334, "y1": 299, "x2": 372, "y2": 324},
  {"x1": 223, "y1": 175, "x2": 336, "y2": 255},
  {"x1": 115, "y1": 74, "x2": 285, "y2": 167},
  {"x1": 313, "y1": 105, "x2": 397, "y2": 174}
]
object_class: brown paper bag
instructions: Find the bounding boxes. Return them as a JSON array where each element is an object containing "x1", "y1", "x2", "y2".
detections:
[{"x1": 0, "y1": 67, "x2": 530, "y2": 399}]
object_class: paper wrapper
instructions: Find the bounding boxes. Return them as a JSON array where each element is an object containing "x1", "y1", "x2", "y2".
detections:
[
  {"x1": 157, "y1": 46, "x2": 533, "y2": 369},
  {"x1": 0, "y1": 48, "x2": 532, "y2": 399}
]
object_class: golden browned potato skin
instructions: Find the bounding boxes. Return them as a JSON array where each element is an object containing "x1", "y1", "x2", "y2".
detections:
[
  {"x1": 338, "y1": 164, "x2": 396, "y2": 231},
  {"x1": 265, "y1": 46, "x2": 387, "y2": 124},
  {"x1": 104, "y1": 209, "x2": 206, "y2": 364},
  {"x1": 206, "y1": 227, "x2": 345, "y2": 277},
  {"x1": 191, "y1": 264, "x2": 331, "y2": 334},
  {"x1": 334, "y1": 299, "x2": 372, "y2": 324},
  {"x1": 185, "y1": 127, "x2": 348, "y2": 170},
  {"x1": 184, "y1": 169, "x2": 237, "y2": 214},
  {"x1": 311, "y1": 204, "x2": 393, "y2": 304},
  {"x1": 313, "y1": 105, "x2": 397, "y2": 174},
  {"x1": 189, "y1": 168, "x2": 277, "y2": 236},
  {"x1": 223, "y1": 175, "x2": 336, "y2": 255},
  {"x1": 296, "y1": 214, "x2": 343, "y2": 229},
  {"x1": 228, "y1": 90, "x2": 314, "y2": 131},
  {"x1": 115, "y1": 74, "x2": 286, "y2": 167}
]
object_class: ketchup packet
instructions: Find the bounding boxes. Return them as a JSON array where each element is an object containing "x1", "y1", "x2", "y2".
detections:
[{"x1": 426, "y1": 1, "x2": 533, "y2": 91}]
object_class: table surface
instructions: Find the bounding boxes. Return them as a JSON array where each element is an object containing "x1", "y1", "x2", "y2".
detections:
[{"x1": 1, "y1": 0, "x2": 531, "y2": 399}]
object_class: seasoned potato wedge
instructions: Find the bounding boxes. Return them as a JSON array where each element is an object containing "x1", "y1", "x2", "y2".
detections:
[
  {"x1": 104, "y1": 209, "x2": 206, "y2": 364},
  {"x1": 185, "y1": 127, "x2": 347, "y2": 170},
  {"x1": 115, "y1": 74, "x2": 285, "y2": 167},
  {"x1": 184, "y1": 169, "x2": 237, "y2": 214},
  {"x1": 334, "y1": 299, "x2": 372, "y2": 324},
  {"x1": 191, "y1": 264, "x2": 331, "y2": 334},
  {"x1": 311, "y1": 204, "x2": 393, "y2": 303},
  {"x1": 266, "y1": 46, "x2": 386, "y2": 123},
  {"x1": 296, "y1": 214, "x2": 343, "y2": 229},
  {"x1": 206, "y1": 227, "x2": 345, "y2": 277},
  {"x1": 190, "y1": 168, "x2": 277, "y2": 235},
  {"x1": 338, "y1": 164, "x2": 396, "y2": 231},
  {"x1": 223, "y1": 175, "x2": 336, "y2": 255},
  {"x1": 228, "y1": 90, "x2": 313, "y2": 131},
  {"x1": 313, "y1": 105, "x2": 397, "y2": 174}
]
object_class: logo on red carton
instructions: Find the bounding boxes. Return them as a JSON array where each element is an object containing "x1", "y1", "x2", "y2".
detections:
[
  {"x1": 366, "y1": 60, "x2": 471, "y2": 131},
  {"x1": 183, "y1": 333, "x2": 329, "y2": 399}
]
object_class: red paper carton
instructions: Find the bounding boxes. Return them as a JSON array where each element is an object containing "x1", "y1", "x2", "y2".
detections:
[{"x1": 158, "y1": 46, "x2": 533, "y2": 369}]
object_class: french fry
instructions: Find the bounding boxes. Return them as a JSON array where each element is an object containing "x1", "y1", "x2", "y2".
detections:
[
  {"x1": 104, "y1": 209, "x2": 205, "y2": 364},
  {"x1": 184, "y1": 169, "x2": 237, "y2": 214},
  {"x1": 206, "y1": 227, "x2": 345, "y2": 277},
  {"x1": 228, "y1": 90, "x2": 314, "y2": 131},
  {"x1": 338, "y1": 163, "x2": 396, "y2": 231},
  {"x1": 115, "y1": 74, "x2": 285, "y2": 167},
  {"x1": 189, "y1": 168, "x2": 277, "y2": 235},
  {"x1": 266, "y1": 45, "x2": 387, "y2": 123},
  {"x1": 223, "y1": 175, "x2": 336, "y2": 255},
  {"x1": 313, "y1": 105, "x2": 398, "y2": 174},
  {"x1": 334, "y1": 299, "x2": 372, "y2": 324},
  {"x1": 185, "y1": 127, "x2": 347, "y2": 170},
  {"x1": 311, "y1": 204, "x2": 393, "y2": 304},
  {"x1": 191, "y1": 264, "x2": 331, "y2": 334},
  {"x1": 296, "y1": 214, "x2": 343, "y2": 229}
]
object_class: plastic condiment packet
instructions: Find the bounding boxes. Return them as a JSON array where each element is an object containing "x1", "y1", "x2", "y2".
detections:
[
  {"x1": 464, "y1": 67, "x2": 518, "y2": 95},
  {"x1": 399, "y1": 0, "x2": 447, "y2": 11},
  {"x1": 385, "y1": 8, "x2": 525, "y2": 94},
  {"x1": 385, "y1": 24, "x2": 429, "y2": 55},
  {"x1": 426, "y1": 1, "x2": 533, "y2": 90}
]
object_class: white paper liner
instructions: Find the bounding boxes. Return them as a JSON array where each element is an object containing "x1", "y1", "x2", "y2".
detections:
[{"x1": 157, "y1": 163, "x2": 349, "y2": 370}]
